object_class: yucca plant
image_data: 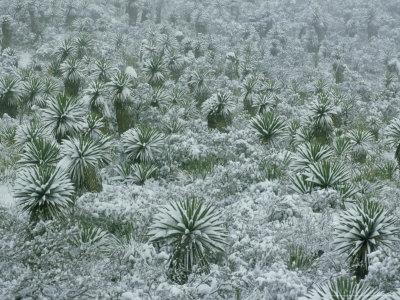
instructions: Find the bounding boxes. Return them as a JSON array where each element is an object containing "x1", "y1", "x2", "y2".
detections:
[
  {"x1": 84, "y1": 113, "x2": 105, "y2": 138},
  {"x1": 60, "y1": 57, "x2": 84, "y2": 96},
  {"x1": 71, "y1": 224, "x2": 115, "y2": 255},
  {"x1": 20, "y1": 77, "x2": 44, "y2": 108},
  {"x1": 0, "y1": 75, "x2": 21, "y2": 118},
  {"x1": 42, "y1": 93, "x2": 85, "y2": 142},
  {"x1": 250, "y1": 111, "x2": 287, "y2": 145},
  {"x1": 202, "y1": 91, "x2": 235, "y2": 131},
  {"x1": 59, "y1": 134, "x2": 111, "y2": 193},
  {"x1": 18, "y1": 138, "x2": 60, "y2": 167},
  {"x1": 332, "y1": 136, "x2": 352, "y2": 158},
  {"x1": 309, "y1": 94, "x2": 336, "y2": 143},
  {"x1": 347, "y1": 129, "x2": 374, "y2": 163},
  {"x1": 149, "y1": 198, "x2": 227, "y2": 284},
  {"x1": 301, "y1": 277, "x2": 382, "y2": 300},
  {"x1": 253, "y1": 92, "x2": 274, "y2": 115},
  {"x1": 165, "y1": 48, "x2": 185, "y2": 80},
  {"x1": 143, "y1": 56, "x2": 167, "y2": 87},
  {"x1": 292, "y1": 142, "x2": 333, "y2": 171},
  {"x1": 290, "y1": 173, "x2": 314, "y2": 194},
  {"x1": 307, "y1": 160, "x2": 350, "y2": 189},
  {"x1": 241, "y1": 74, "x2": 259, "y2": 113},
  {"x1": 287, "y1": 244, "x2": 315, "y2": 270},
  {"x1": 15, "y1": 120, "x2": 48, "y2": 146},
  {"x1": 107, "y1": 71, "x2": 133, "y2": 134},
  {"x1": 84, "y1": 80, "x2": 110, "y2": 117},
  {"x1": 14, "y1": 165, "x2": 74, "y2": 223},
  {"x1": 386, "y1": 118, "x2": 400, "y2": 167},
  {"x1": 92, "y1": 57, "x2": 115, "y2": 82},
  {"x1": 187, "y1": 69, "x2": 210, "y2": 103},
  {"x1": 73, "y1": 35, "x2": 93, "y2": 59},
  {"x1": 334, "y1": 199, "x2": 399, "y2": 279},
  {"x1": 131, "y1": 163, "x2": 157, "y2": 185},
  {"x1": 55, "y1": 38, "x2": 74, "y2": 62},
  {"x1": 41, "y1": 78, "x2": 60, "y2": 103},
  {"x1": 121, "y1": 126, "x2": 165, "y2": 163}
]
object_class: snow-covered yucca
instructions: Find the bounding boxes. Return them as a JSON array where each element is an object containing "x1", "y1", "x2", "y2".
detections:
[
  {"x1": 59, "y1": 134, "x2": 111, "y2": 192},
  {"x1": 309, "y1": 93, "x2": 336, "y2": 142},
  {"x1": 307, "y1": 160, "x2": 350, "y2": 189},
  {"x1": 143, "y1": 56, "x2": 167, "y2": 87},
  {"x1": 347, "y1": 129, "x2": 374, "y2": 163},
  {"x1": 19, "y1": 138, "x2": 60, "y2": 167},
  {"x1": 149, "y1": 198, "x2": 226, "y2": 284},
  {"x1": 386, "y1": 118, "x2": 400, "y2": 167},
  {"x1": 84, "y1": 80, "x2": 110, "y2": 117},
  {"x1": 114, "y1": 163, "x2": 157, "y2": 185},
  {"x1": 241, "y1": 74, "x2": 259, "y2": 112},
  {"x1": 121, "y1": 126, "x2": 164, "y2": 163},
  {"x1": 61, "y1": 57, "x2": 84, "y2": 96},
  {"x1": 55, "y1": 38, "x2": 74, "y2": 62},
  {"x1": 292, "y1": 142, "x2": 333, "y2": 171},
  {"x1": 20, "y1": 77, "x2": 44, "y2": 107},
  {"x1": 165, "y1": 48, "x2": 185, "y2": 80},
  {"x1": 301, "y1": 277, "x2": 382, "y2": 300},
  {"x1": 334, "y1": 199, "x2": 399, "y2": 279},
  {"x1": 42, "y1": 93, "x2": 85, "y2": 142},
  {"x1": 253, "y1": 92, "x2": 274, "y2": 114},
  {"x1": 202, "y1": 91, "x2": 235, "y2": 131},
  {"x1": 107, "y1": 71, "x2": 133, "y2": 134},
  {"x1": 14, "y1": 166, "x2": 74, "y2": 223},
  {"x1": 250, "y1": 111, "x2": 286, "y2": 145},
  {"x1": 92, "y1": 57, "x2": 116, "y2": 82},
  {"x1": 15, "y1": 120, "x2": 48, "y2": 146},
  {"x1": 187, "y1": 68, "x2": 210, "y2": 102},
  {"x1": 84, "y1": 114, "x2": 104, "y2": 138},
  {"x1": 0, "y1": 75, "x2": 21, "y2": 118}
]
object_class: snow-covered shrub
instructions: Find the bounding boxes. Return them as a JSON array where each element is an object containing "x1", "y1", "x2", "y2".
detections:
[
  {"x1": 14, "y1": 166, "x2": 74, "y2": 222},
  {"x1": 149, "y1": 197, "x2": 227, "y2": 284},
  {"x1": 346, "y1": 129, "x2": 374, "y2": 163}
]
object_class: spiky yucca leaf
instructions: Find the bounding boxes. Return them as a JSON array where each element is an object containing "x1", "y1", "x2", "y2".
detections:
[
  {"x1": 42, "y1": 93, "x2": 86, "y2": 142},
  {"x1": 20, "y1": 77, "x2": 44, "y2": 107},
  {"x1": 332, "y1": 136, "x2": 352, "y2": 157},
  {"x1": 287, "y1": 244, "x2": 315, "y2": 270},
  {"x1": 59, "y1": 135, "x2": 111, "y2": 191},
  {"x1": 143, "y1": 56, "x2": 166, "y2": 87},
  {"x1": 108, "y1": 71, "x2": 133, "y2": 102},
  {"x1": 55, "y1": 38, "x2": 74, "y2": 62},
  {"x1": 14, "y1": 166, "x2": 74, "y2": 222},
  {"x1": 92, "y1": 57, "x2": 116, "y2": 82},
  {"x1": 307, "y1": 160, "x2": 350, "y2": 189},
  {"x1": 19, "y1": 138, "x2": 60, "y2": 167},
  {"x1": 386, "y1": 118, "x2": 400, "y2": 167},
  {"x1": 84, "y1": 114, "x2": 104, "y2": 138},
  {"x1": 292, "y1": 143, "x2": 333, "y2": 171},
  {"x1": 347, "y1": 129, "x2": 374, "y2": 162},
  {"x1": 250, "y1": 111, "x2": 286, "y2": 144},
  {"x1": 301, "y1": 278, "x2": 382, "y2": 300},
  {"x1": 202, "y1": 91, "x2": 235, "y2": 131},
  {"x1": 334, "y1": 199, "x2": 399, "y2": 279},
  {"x1": 0, "y1": 75, "x2": 21, "y2": 118},
  {"x1": 253, "y1": 92, "x2": 273, "y2": 114},
  {"x1": 309, "y1": 94, "x2": 336, "y2": 139},
  {"x1": 149, "y1": 198, "x2": 227, "y2": 283},
  {"x1": 71, "y1": 224, "x2": 116, "y2": 255},
  {"x1": 84, "y1": 80, "x2": 110, "y2": 116},
  {"x1": 131, "y1": 163, "x2": 157, "y2": 185},
  {"x1": 290, "y1": 173, "x2": 313, "y2": 194},
  {"x1": 121, "y1": 127, "x2": 164, "y2": 163},
  {"x1": 15, "y1": 121, "x2": 48, "y2": 146}
]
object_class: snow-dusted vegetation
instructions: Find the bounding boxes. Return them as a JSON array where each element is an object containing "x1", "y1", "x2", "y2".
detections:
[{"x1": 0, "y1": 0, "x2": 400, "y2": 299}]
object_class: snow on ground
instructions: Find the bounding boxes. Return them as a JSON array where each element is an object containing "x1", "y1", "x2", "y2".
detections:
[{"x1": 0, "y1": 184, "x2": 15, "y2": 209}]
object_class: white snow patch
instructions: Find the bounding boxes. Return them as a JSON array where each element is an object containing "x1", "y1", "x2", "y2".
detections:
[
  {"x1": 19, "y1": 52, "x2": 32, "y2": 69},
  {"x1": 0, "y1": 184, "x2": 15, "y2": 209}
]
